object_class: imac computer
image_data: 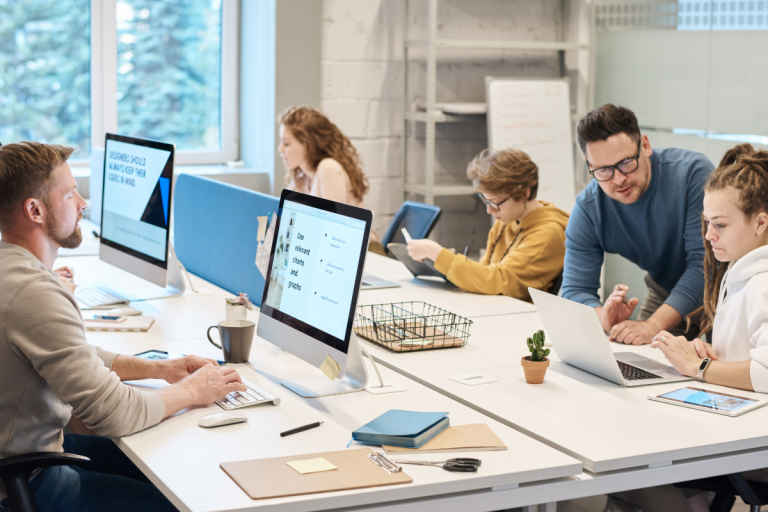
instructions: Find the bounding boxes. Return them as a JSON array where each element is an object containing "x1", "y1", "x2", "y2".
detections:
[
  {"x1": 258, "y1": 190, "x2": 401, "y2": 398},
  {"x1": 75, "y1": 133, "x2": 187, "y2": 307}
]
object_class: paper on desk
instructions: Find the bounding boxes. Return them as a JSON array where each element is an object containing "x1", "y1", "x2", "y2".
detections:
[
  {"x1": 256, "y1": 216, "x2": 268, "y2": 241},
  {"x1": 319, "y1": 354, "x2": 340, "y2": 381},
  {"x1": 286, "y1": 457, "x2": 338, "y2": 475},
  {"x1": 255, "y1": 212, "x2": 276, "y2": 278}
]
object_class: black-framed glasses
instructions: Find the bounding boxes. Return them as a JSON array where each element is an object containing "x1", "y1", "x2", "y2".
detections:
[
  {"x1": 477, "y1": 193, "x2": 510, "y2": 212},
  {"x1": 587, "y1": 139, "x2": 642, "y2": 182}
]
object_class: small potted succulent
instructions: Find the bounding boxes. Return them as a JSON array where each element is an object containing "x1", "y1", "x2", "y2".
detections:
[
  {"x1": 521, "y1": 329, "x2": 550, "y2": 384},
  {"x1": 225, "y1": 293, "x2": 254, "y2": 321}
]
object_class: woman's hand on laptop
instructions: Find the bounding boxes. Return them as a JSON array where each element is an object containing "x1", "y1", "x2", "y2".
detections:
[{"x1": 651, "y1": 330, "x2": 718, "y2": 377}]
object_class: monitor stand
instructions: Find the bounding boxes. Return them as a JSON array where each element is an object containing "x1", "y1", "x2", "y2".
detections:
[
  {"x1": 281, "y1": 332, "x2": 405, "y2": 398},
  {"x1": 118, "y1": 244, "x2": 206, "y2": 301}
]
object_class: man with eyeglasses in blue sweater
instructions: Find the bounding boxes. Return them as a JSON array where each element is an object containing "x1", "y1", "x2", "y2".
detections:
[{"x1": 561, "y1": 104, "x2": 714, "y2": 345}]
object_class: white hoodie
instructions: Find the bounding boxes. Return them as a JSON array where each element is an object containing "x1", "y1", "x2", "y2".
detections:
[{"x1": 711, "y1": 244, "x2": 768, "y2": 393}]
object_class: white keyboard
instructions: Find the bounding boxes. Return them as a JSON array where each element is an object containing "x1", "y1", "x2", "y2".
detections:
[
  {"x1": 215, "y1": 376, "x2": 281, "y2": 410},
  {"x1": 75, "y1": 286, "x2": 129, "y2": 308}
]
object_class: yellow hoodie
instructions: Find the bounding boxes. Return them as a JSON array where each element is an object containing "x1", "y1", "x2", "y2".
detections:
[{"x1": 433, "y1": 201, "x2": 569, "y2": 302}]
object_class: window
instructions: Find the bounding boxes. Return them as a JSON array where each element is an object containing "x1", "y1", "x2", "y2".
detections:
[
  {"x1": 0, "y1": 0, "x2": 238, "y2": 167},
  {"x1": 0, "y1": 0, "x2": 91, "y2": 160}
]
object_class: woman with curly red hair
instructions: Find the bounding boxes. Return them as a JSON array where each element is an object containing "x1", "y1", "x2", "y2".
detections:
[{"x1": 277, "y1": 106, "x2": 379, "y2": 243}]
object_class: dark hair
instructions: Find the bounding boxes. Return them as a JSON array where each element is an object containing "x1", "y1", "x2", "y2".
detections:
[
  {"x1": 688, "y1": 143, "x2": 768, "y2": 336},
  {"x1": 0, "y1": 141, "x2": 74, "y2": 229},
  {"x1": 466, "y1": 148, "x2": 539, "y2": 201},
  {"x1": 576, "y1": 104, "x2": 641, "y2": 153},
  {"x1": 278, "y1": 106, "x2": 368, "y2": 201}
]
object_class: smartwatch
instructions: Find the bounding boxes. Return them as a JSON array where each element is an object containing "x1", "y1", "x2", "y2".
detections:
[{"x1": 697, "y1": 358, "x2": 712, "y2": 381}]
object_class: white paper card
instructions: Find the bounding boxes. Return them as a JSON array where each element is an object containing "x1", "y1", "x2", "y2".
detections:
[{"x1": 255, "y1": 212, "x2": 277, "y2": 278}]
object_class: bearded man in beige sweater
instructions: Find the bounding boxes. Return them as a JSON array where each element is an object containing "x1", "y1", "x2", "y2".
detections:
[{"x1": 0, "y1": 141, "x2": 247, "y2": 512}]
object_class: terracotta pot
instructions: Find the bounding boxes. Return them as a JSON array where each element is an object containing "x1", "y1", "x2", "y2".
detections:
[{"x1": 521, "y1": 356, "x2": 550, "y2": 384}]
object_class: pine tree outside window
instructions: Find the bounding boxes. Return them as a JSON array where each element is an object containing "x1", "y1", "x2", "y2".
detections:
[{"x1": 1, "y1": 0, "x2": 239, "y2": 167}]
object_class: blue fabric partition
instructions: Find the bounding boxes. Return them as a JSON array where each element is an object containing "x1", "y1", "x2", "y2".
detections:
[{"x1": 174, "y1": 174, "x2": 279, "y2": 306}]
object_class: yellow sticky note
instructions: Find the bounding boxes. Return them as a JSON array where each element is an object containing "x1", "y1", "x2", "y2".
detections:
[
  {"x1": 257, "y1": 216, "x2": 268, "y2": 241},
  {"x1": 319, "y1": 354, "x2": 340, "y2": 381},
  {"x1": 286, "y1": 457, "x2": 338, "y2": 475}
]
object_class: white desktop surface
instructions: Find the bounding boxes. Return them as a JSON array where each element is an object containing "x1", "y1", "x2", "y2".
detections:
[
  {"x1": 60, "y1": 256, "x2": 582, "y2": 512},
  {"x1": 362, "y1": 312, "x2": 768, "y2": 474},
  {"x1": 361, "y1": 253, "x2": 536, "y2": 318},
  {"x1": 98, "y1": 337, "x2": 581, "y2": 512}
]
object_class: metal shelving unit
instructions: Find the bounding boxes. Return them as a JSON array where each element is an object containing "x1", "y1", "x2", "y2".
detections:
[{"x1": 402, "y1": 0, "x2": 592, "y2": 204}]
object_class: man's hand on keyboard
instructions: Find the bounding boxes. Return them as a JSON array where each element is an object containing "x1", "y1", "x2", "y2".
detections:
[
  {"x1": 160, "y1": 355, "x2": 220, "y2": 384},
  {"x1": 181, "y1": 364, "x2": 247, "y2": 406}
]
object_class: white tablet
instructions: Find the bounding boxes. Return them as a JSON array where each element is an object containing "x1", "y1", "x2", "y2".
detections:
[{"x1": 649, "y1": 386, "x2": 767, "y2": 417}]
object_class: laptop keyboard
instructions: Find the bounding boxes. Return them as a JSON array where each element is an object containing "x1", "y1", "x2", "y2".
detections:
[
  {"x1": 618, "y1": 361, "x2": 662, "y2": 381},
  {"x1": 215, "y1": 376, "x2": 281, "y2": 410}
]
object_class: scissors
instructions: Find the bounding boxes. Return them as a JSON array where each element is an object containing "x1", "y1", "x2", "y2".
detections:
[{"x1": 391, "y1": 458, "x2": 481, "y2": 473}]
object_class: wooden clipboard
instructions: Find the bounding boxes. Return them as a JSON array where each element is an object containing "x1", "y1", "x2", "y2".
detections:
[{"x1": 220, "y1": 448, "x2": 412, "y2": 500}]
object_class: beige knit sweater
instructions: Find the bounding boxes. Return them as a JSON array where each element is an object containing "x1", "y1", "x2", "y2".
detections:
[{"x1": 0, "y1": 241, "x2": 165, "y2": 499}]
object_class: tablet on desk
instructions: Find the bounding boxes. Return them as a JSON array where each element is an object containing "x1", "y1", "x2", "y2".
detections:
[
  {"x1": 135, "y1": 350, "x2": 225, "y2": 366},
  {"x1": 648, "y1": 386, "x2": 767, "y2": 417}
]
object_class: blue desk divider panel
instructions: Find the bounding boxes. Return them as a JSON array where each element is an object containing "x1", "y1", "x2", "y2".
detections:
[{"x1": 174, "y1": 174, "x2": 279, "y2": 307}]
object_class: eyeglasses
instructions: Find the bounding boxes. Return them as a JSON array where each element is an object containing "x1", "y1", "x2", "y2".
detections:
[
  {"x1": 587, "y1": 139, "x2": 642, "y2": 182},
  {"x1": 477, "y1": 193, "x2": 510, "y2": 212}
]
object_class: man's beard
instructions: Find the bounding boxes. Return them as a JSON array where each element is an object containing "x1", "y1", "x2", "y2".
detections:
[{"x1": 48, "y1": 212, "x2": 83, "y2": 249}]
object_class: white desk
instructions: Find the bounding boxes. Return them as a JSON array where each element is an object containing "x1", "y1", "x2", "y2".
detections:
[
  {"x1": 62, "y1": 257, "x2": 583, "y2": 512},
  {"x1": 362, "y1": 253, "x2": 536, "y2": 318},
  {"x1": 363, "y1": 313, "x2": 768, "y2": 477}
]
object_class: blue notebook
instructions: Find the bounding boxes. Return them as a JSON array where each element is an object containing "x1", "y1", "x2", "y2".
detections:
[{"x1": 352, "y1": 410, "x2": 450, "y2": 448}]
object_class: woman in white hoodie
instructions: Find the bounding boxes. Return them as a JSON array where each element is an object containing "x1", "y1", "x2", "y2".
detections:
[
  {"x1": 645, "y1": 143, "x2": 768, "y2": 512},
  {"x1": 652, "y1": 143, "x2": 768, "y2": 391}
]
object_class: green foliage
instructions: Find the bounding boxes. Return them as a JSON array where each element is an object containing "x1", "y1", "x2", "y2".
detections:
[
  {"x1": 117, "y1": 0, "x2": 221, "y2": 150},
  {"x1": 0, "y1": 0, "x2": 91, "y2": 158},
  {"x1": 526, "y1": 330, "x2": 550, "y2": 362},
  {"x1": 1, "y1": 0, "x2": 221, "y2": 158}
]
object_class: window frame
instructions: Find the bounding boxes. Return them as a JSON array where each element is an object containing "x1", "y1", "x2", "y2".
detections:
[{"x1": 85, "y1": 0, "x2": 239, "y2": 167}]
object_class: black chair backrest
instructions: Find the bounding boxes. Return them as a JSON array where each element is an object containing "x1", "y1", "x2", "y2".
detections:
[
  {"x1": 381, "y1": 201, "x2": 442, "y2": 258},
  {"x1": 549, "y1": 272, "x2": 564, "y2": 296}
]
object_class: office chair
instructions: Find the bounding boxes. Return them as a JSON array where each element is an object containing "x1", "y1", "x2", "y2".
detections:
[
  {"x1": 674, "y1": 473, "x2": 768, "y2": 512},
  {"x1": 549, "y1": 272, "x2": 564, "y2": 296},
  {"x1": 381, "y1": 201, "x2": 442, "y2": 259},
  {"x1": 0, "y1": 452, "x2": 90, "y2": 512}
]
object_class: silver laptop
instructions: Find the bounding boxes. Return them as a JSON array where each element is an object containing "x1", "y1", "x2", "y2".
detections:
[
  {"x1": 529, "y1": 288, "x2": 693, "y2": 387},
  {"x1": 360, "y1": 272, "x2": 400, "y2": 290}
]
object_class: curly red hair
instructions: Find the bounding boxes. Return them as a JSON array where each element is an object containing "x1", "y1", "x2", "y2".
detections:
[{"x1": 278, "y1": 106, "x2": 368, "y2": 201}]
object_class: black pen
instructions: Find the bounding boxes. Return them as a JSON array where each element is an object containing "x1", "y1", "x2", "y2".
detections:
[{"x1": 280, "y1": 421, "x2": 323, "y2": 437}]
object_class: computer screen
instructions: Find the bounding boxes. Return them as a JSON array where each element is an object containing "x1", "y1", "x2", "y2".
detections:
[
  {"x1": 261, "y1": 193, "x2": 370, "y2": 355},
  {"x1": 100, "y1": 134, "x2": 174, "y2": 268}
]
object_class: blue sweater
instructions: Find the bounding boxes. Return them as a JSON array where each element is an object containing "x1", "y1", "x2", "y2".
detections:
[{"x1": 562, "y1": 147, "x2": 714, "y2": 317}]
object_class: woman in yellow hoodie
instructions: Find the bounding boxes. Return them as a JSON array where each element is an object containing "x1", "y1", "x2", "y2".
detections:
[{"x1": 406, "y1": 148, "x2": 569, "y2": 302}]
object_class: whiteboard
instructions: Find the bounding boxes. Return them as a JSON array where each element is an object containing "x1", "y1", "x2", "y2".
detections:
[{"x1": 486, "y1": 78, "x2": 576, "y2": 212}]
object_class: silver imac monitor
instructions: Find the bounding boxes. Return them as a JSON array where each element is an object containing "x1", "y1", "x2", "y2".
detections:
[
  {"x1": 98, "y1": 133, "x2": 178, "y2": 299},
  {"x1": 258, "y1": 190, "x2": 373, "y2": 398}
]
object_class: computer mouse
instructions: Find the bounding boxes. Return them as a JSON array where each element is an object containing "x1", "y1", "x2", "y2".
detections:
[
  {"x1": 197, "y1": 412, "x2": 248, "y2": 428},
  {"x1": 106, "y1": 306, "x2": 143, "y2": 316}
]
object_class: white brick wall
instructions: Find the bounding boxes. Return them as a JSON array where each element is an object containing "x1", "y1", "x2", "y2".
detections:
[{"x1": 321, "y1": 0, "x2": 564, "y2": 245}]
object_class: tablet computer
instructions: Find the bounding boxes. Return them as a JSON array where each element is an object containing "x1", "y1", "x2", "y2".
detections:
[{"x1": 648, "y1": 386, "x2": 767, "y2": 417}]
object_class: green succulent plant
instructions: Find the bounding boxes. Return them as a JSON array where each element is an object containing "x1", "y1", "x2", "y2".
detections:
[{"x1": 526, "y1": 330, "x2": 550, "y2": 362}]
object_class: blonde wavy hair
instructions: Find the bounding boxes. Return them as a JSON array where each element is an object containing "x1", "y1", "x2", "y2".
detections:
[
  {"x1": 466, "y1": 148, "x2": 539, "y2": 201},
  {"x1": 688, "y1": 143, "x2": 768, "y2": 336},
  {"x1": 278, "y1": 106, "x2": 368, "y2": 201}
]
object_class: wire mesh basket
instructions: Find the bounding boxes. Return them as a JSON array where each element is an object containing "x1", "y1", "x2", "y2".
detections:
[{"x1": 354, "y1": 301, "x2": 472, "y2": 352}]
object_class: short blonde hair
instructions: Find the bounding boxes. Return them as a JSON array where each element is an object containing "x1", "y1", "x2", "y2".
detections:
[{"x1": 466, "y1": 148, "x2": 538, "y2": 201}]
